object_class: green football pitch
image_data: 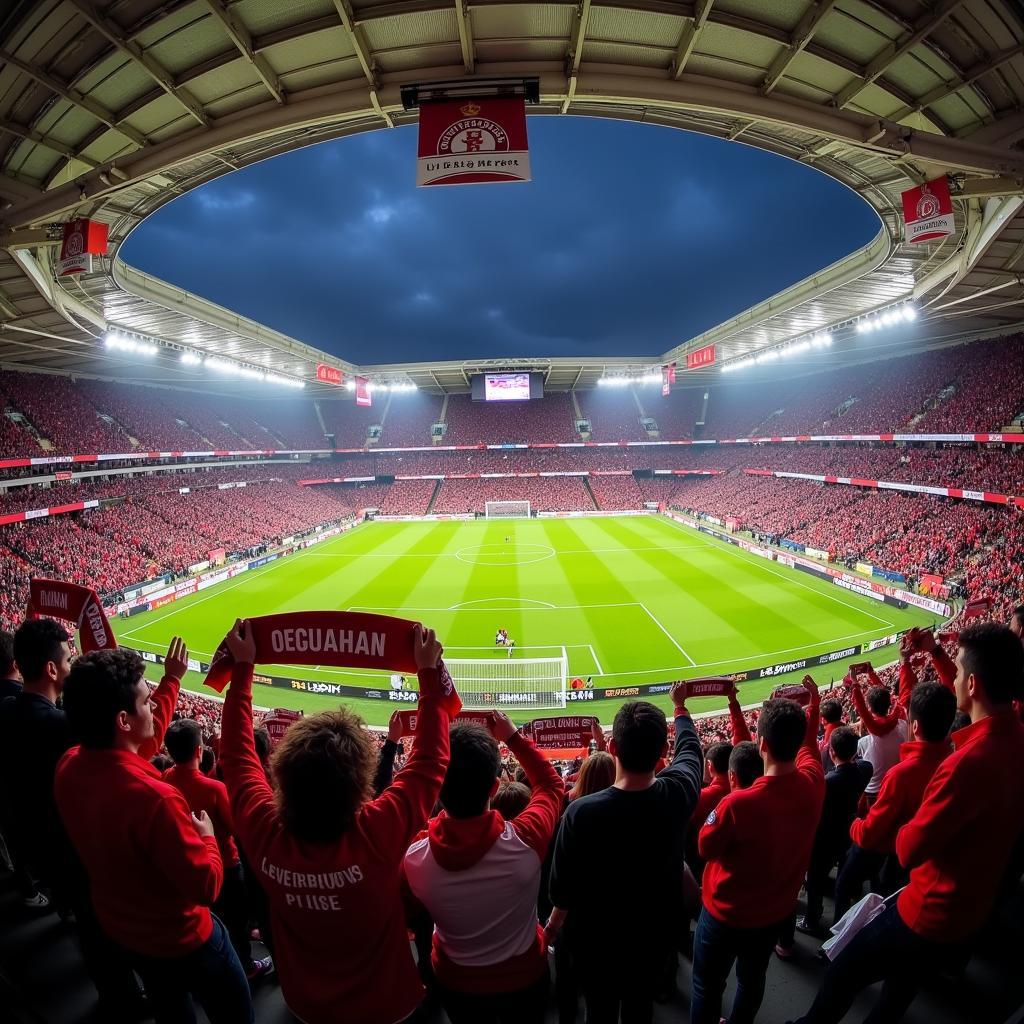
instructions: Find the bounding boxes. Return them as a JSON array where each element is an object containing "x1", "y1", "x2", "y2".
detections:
[{"x1": 115, "y1": 515, "x2": 940, "y2": 726}]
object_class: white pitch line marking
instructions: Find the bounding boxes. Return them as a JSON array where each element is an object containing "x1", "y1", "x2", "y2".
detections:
[
  {"x1": 587, "y1": 644, "x2": 605, "y2": 675},
  {"x1": 638, "y1": 602, "x2": 697, "y2": 667}
]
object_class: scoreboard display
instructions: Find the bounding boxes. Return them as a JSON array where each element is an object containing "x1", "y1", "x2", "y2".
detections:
[{"x1": 471, "y1": 371, "x2": 544, "y2": 402}]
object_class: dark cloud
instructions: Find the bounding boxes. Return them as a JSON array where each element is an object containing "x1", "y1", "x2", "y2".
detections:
[{"x1": 121, "y1": 117, "x2": 879, "y2": 363}]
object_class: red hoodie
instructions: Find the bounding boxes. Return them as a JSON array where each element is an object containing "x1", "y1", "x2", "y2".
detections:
[
  {"x1": 896, "y1": 708, "x2": 1024, "y2": 942},
  {"x1": 849, "y1": 739, "x2": 950, "y2": 854},
  {"x1": 55, "y1": 674, "x2": 223, "y2": 957},
  {"x1": 693, "y1": 698, "x2": 749, "y2": 826},
  {"x1": 220, "y1": 663, "x2": 451, "y2": 1024},
  {"x1": 404, "y1": 730, "x2": 563, "y2": 993},
  {"x1": 163, "y1": 764, "x2": 239, "y2": 868},
  {"x1": 699, "y1": 690, "x2": 825, "y2": 929}
]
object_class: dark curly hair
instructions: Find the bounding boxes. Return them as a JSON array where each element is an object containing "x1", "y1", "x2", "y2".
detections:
[
  {"x1": 63, "y1": 648, "x2": 146, "y2": 749},
  {"x1": 270, "y1": 708, "x2": 377, "y2": 843}
]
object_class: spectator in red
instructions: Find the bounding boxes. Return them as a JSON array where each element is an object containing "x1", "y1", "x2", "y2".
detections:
[
  {"x1": 0, "y1": 619, "x2": 145, "y2": 1019},
  {"x1": 818, "y1": 699, "x2": 844, "y2": 770},
  {"x1": 55, "y1": 640, "x2": 252, "y2": 1024},
  {"x1": 793, "y1": 623, "x2": 1024, "y2": 1023},
  {"x1": 218, "y1": 619, "x2": 452, "y2": 1024},
  {"x1": 543, "y1": 683, "x2": 703, "y2": 1024},
  {"x1": 833, "y1": 680, "x2": 956, "y2": 922},
  {"x1": 404, "y1": 710, "x2": 563, "y2": 1023},
  {"x1": 691, "y1": 677, "x2": 824, "y2": 1024},
  {"x1": 163, "y1": 718, "x2": 271, "y2": 983},
  {"x1": 727, "y1": 741, "x2": 763, "y2": 791}
]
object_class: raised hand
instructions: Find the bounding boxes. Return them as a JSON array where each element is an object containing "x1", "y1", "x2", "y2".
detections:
[
  {"x1": 225, "y1": 618, "x2": 256, "y2": 665},
  {"x1": 164, "y1": 636, "x2": 189, "y2": 681},
  {"x1": 487, "y1": 710, "x2": 518, "y2": 743},
  {"x1": 412, "y1": 624, "x2": 443, "y2": 670}
]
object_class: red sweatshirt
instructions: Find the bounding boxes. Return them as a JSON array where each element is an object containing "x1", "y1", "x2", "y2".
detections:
[
  {"x1": 55, "y1": 675, "x2": 224, "y2": 957},
  {"x1": 896, "y1": 708, "x2": 1024, "y2": 942},
  {"x1": 220, "y1": 663, "x2": 451, "y2": 1024},
  {"x1": 699, "y1": 691, "x2": 825, "y2": 929},
  {"x1": 164, "y1": 764, "x2": 239, "y2": 868},
  {"x1": 849, "y1": 740, "x2": 950, "y2": 854},
  {"x1": 404, "y1": 730, "x2": 563, "y2": 993}
]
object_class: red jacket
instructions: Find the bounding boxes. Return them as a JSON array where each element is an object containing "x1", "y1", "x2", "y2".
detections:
[
  {"x1": 55, "y1": 675, "x2": 223, "y2": 957},
  {"x1": 896, "y1": 709, "x2": 1024, "y2": 942},
  {"x1": 404, "y1": 730, "x2": 563, "y2": 993},
  {"x1": 699, "y1": 692, "x2": 825, "y2": 929},
  {"x1": 220, "y1": 663, "x2": 451, "y2": 1024},
  {"x1": 693, "y1": 776, "x2": 731, "y2": 828},
  {"x1": 164, "y1": 764, "x2": 239, "y2": 868},
  {"x1": 849, "y1": 740, "x2": 950, "y2": 854}
]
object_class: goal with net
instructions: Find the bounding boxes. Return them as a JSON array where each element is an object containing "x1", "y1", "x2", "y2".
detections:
[
  {"x1": 485, "y1": 500, "x2": 531, "y2": 519},
  {"x1": 445, "y1": 649, "x2": 568, "y2": 710}
]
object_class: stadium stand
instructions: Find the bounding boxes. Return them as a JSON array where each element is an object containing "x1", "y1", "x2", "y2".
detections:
[
  {"x1": 379, "y1": 392, "x2": 445, "y2": 447},
  {"x1": 319, "y1": 398, "x2": 378, "y2": 448},
  {"x1": 433, "y1": 475, "x2": 594, "y2": 514},
  {"x1": 576, "y1": 387, "x2": 648, "y2": 441},
  {"x1": 442, "y1": 392, "x2": 579, "y2": 444}
]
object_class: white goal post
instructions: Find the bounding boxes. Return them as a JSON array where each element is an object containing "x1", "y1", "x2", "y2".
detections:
[
  {"x1": 445, "y1": 650, "x2": 568, "y2": 710},
  {"x1": 485, "y1": 500, "x2": 532, "y2": 519}
]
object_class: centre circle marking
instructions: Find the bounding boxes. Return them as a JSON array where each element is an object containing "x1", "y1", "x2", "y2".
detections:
[{"x1": 455, "y1": 543, "x2": 556, "y2": 567}]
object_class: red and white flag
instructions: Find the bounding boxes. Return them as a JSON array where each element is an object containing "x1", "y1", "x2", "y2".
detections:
[
  {"x1": 417, "y1": 97, "x2": 530, "y2": 187},
  {"x1": 902, "y1": 176, "x2": 955, "y2": 244},
  {"x1": 355, "y1": 376, "x2": 372, "y2": 408}
]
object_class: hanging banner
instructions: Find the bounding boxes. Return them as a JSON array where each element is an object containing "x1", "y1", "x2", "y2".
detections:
[
  {"x1": 57, "y1": 218, "x2": 108, "y2": 277},
  {"x1": 316, "y1": 364, "x2": 343, "y2": 386},
  {"x1": 686, "y1": 344, "x2": 716, "y2": 371},
  {"x1": 901, "y1": 176, "x2": 955, "y2": 244},
  {"x1": 662, "y1": 365, "x2": 672, "y2": 397},
  {"x1": 355, "y1": 376, "x2": 372, "y2": 408},
  {"x1": 417, "y1": 97, "x2": 531, "y2": 187}
]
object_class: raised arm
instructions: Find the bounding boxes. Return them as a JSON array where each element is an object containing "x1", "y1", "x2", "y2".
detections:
[
  {"x1": 496, "y1": 712, "x2": 564, "y2": 855},
  {"x1": 658, "y1": 682, "x2": 705, "y2": 817},
  {"x1": 797, "y1": 675, "x2": 826, "y2": 788},
  {"x1": 360, "y1": 626, "x2": 453, "y2": 861},
  {"x1": 218, "y1": 621, "x2": 278, "y2": 861},
  {"x1": 727, "y1": 685, "x2": 752, "y2": 744},
  {"x1": 139, "y1": 636, "x2": 188, "y2": 760}
]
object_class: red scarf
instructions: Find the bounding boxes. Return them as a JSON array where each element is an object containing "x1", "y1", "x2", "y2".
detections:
[
  {"x1": 27, "y1": 578, "x2": 116, "y2": 653},
  {"x1": 677, "y1": 677, "x2": 736, "y2": 700},
  {"x1": 204, "y1": 611, "x2": 461, "y2": 715}
]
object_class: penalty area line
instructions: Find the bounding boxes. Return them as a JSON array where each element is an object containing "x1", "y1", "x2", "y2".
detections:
[{"x1": 639, "y1": 603, "x2": 696, "y2": 667}]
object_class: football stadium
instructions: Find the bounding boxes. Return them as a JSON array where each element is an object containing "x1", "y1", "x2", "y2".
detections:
[{"x1": 1, "y1": 2, "x2": 1023, "y2": 1023}]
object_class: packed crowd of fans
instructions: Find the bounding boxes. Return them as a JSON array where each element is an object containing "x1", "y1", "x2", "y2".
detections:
[{"x1": 0, "y1": 598, "x2": 1020, "y2": 1024}]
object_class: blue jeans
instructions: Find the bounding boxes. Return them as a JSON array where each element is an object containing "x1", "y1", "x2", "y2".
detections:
[
  {"x1": 793, "y1": 902, "x2": 967, "y2": 1024},
  {"x1": 690, "y1": 906, "x2": 783, "y2": 1024},
  {"x1": 130, "y1": 916, "x2": 254, "y2": 1024}
]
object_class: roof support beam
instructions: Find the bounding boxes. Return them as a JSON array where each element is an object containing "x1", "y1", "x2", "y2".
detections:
[
  {"x1": 454, "y1": 0, "x2": 475, "y2": 74},
  {"x1": 202, "y1": 0, "x2": 285, "y2": 104},
  {"x1": 0, "y1": 119, "x2": 102, "y2": 170},
  {"x1": 835, "y1": 0, "x2": 964, "y2": 110},
  {"x1": 889, "y1": 43, "x2": 1024, "y2": 124},
  {"x1": 65, "y1": 0, "x2": 210, "y2": 127},
  {"x1": 563, "y1": 0, "x2": 592, "y2": 113},
  {"x1": 332, "y1": 0, "x2": 379, "y2": 88},
  {"x1": 761, "y1": 0, "x2": 837, "y2": 95},
  {"x1": 0, "y1": 49, "x2": 149, "y2": 148},
  {"x1": 671, "y1": 0, "x2": 714, "y2": 80}
]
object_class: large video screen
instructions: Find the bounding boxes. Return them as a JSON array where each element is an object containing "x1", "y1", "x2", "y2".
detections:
[{"x1": 483, "y1": 372, "x2": 532, "y2": 402}]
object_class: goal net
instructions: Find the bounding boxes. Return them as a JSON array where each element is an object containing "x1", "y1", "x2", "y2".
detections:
[
  {"x1": 485, "y1": 500, "x2": 531, "y2": 519},
  {"x1": 445, "y1": 650, "x2": 568, "y2": 710}
]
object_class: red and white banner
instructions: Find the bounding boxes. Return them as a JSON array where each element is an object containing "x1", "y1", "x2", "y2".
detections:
[
  {"x1": 770, "y1": 683, "x2": 812, "y2": 707},
  {"x1": 264, "y1": 708, "x2": 303, "y2": 748},
  {"x1": 316, "y1": 364, "x2": 343, "y2": 386},
  {"x1": 661, "y1": 365, "x2": 672, "y2": 397},
  {"x1": 355, "y1": 376, "x2": 372, "y2": 408},
  {"x1": 57, "y1": 218, "x2": 108, "y2": 277},
  {"x1": 394, "y1": 709, "x2": 492, "y2": 738},
  {"x1": 417, "y1": 97, "x2": 530, "y2": 187},
  {"x1": 677, "y1": 677, "x2": 737, "y2": 700},
  {"x1": 902, "y1": 176, "x2": 955, "y2": 244},
  {"x1": 686, "y1": 344, "x2": 716, "y2": 371}
]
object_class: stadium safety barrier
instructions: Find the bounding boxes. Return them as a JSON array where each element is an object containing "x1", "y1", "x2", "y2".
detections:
[
  {"x1": 2, "y1": 432, "x2": 1021, "y2": 475},
  {"x1": 744, "y1": 467, "x2": 1024, "y2": 509},
  {"x1": 0, "y1": 497, "x2": 99, "y2": 526},
  {"x1": 110, "y1": 518, "x2": 360, "y2": 616},
  {"x1": 665, "y1": 512, "x2": 951, "y2": 617}
]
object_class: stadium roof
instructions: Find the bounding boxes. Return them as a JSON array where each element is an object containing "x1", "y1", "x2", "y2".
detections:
[{"x1": 2, "y1": 0, "x2": 1024, "y2": 396}]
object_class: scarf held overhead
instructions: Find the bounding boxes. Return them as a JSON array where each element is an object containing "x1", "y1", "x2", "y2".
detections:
[
  {"x1": 28, "y1": 578, "x2": 116, "y2": 653},
  {"x1": 204, "y1": 611, "x2": 461, "y2": 715}
]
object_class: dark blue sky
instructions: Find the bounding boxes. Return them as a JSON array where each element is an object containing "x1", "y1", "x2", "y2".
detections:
[{"x1": 122, "y1": 117, "x2": 880, "y2": 364}]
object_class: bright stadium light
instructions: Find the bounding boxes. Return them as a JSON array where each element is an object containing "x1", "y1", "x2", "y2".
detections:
[
  {"x1": 180, "y1": 352, "x2": 203, "y2": 366},
  {"x1": 104, "y1": 333, "x2": 157, "y2": 356}
]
